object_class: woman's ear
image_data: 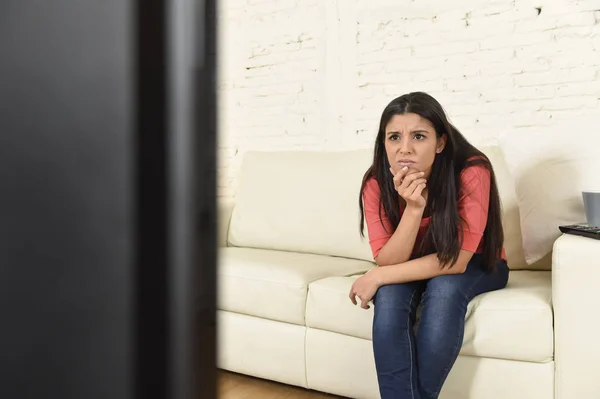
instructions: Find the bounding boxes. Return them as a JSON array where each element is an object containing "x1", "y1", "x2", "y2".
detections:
[{"x1": 436, "y1": 134, "x2": 448, "y2": 154}]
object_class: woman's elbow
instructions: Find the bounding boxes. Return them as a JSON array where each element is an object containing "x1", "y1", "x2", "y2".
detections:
[
  {"x1": 451, "y1": 250, "x2": 474, "y2": 273},
  {"x1": 374, "y1": 255, "x2": 393, "y2": 267},
  {"x1": 454, "y1": 262, "x2": 468, "y2": 274},
  {"x1": 374, "y1": 254, "x2": 408, "y2": 267},
  {"x1": 374, "y1": 256, "x2": 386, "y2": 267}
]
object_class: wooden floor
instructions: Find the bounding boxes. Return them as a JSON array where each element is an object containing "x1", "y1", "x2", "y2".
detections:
[{"x1": 218, "y1": 370, "x2": 348, "y2": 399}]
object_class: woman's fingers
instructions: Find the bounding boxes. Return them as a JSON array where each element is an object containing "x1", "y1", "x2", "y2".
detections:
[
  {"x1": 410, "y1": 182, "x2": 427, "y2": 199},
  {"x1": 360, "y1": 296, "x2": 371, "y2": 309},
  {"x1": 391, "y1": 169, "x2": 426, "y2": 207},
  {"x1": 391, "y1": 166, "x2": 409, "y2": 188},
  {"x1": 349, "y1": 286, "x2": 371, "y2": 309},
  {"x1": 400, "y1": 178, "x2": 427, "y2": 196},
  {"x1": 398, "y1": 171, "x2": 425, "y2": 190},
  {"x1": 349, "y1": 288, "x2": 357, "y2": 305}
]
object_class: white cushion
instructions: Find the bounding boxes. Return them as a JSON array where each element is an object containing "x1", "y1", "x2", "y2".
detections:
[
  {"x1": 305, "y1": 328, "x2": 379, "y2": 399},
  {"x1": 306, "y1": 270, "x2": 553, "y2": 363},
  {"x1": 228, "y1": 149, "x2": 375, "y2": 261},
  {"x1": 499, "y1": 115, "x2": 600, "y2": 265},
  {"x1": 217, "y1": 247, "x2": 374, "y2": 325},
  {"x1": 478, "y1": 146, "x2": 533, "y2": 270},
  {"x1": 217, "y1": 311, "x2": 308, "y2": 388},
  {"x1": 306, "y1": 276, "x2": 375, "y2": 339}
]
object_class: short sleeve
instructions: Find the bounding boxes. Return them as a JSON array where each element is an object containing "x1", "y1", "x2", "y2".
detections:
[
  {"x1": 458, "y1": 165, "x2": 491, "y2": 252},
  {"x1": 363, "y1": 178, "x2": 394, "y2": 259}
]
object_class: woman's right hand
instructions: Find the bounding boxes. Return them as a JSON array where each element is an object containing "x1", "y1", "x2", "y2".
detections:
[{"x1": 390, "y1": 166, "x2": 427, "y2": 210}]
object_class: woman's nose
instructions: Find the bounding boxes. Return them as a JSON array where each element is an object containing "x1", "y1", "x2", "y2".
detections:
[{"x1": 399, "y1": 138, "x2": 412, "y2": 154}]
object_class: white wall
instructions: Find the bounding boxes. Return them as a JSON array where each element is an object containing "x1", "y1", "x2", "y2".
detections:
[{"x1": 217, "y1": 0, "x2": 600, "y2": 199}]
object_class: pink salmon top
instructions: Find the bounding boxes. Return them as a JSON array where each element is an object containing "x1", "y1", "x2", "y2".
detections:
[{"x1": 363, "y1": 164, "x2": 507, "y2": 262}]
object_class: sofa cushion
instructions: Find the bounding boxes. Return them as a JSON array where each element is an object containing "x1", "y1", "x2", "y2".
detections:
[
  {"x1": 306, "y1": 270, "x2": 553, "y2": 363},
  {"x1": 478, "y1": 146, "x2": 535, "y2": 270},
  {"x1": 227, "y1": 149, "x2": 375, "y2": 261},
  {"x1": 218, "y1": 247, "x2": 375, "y2": 326},
  {"x1": 499, "y1": 114, "x2": 600, "y2": 266}
]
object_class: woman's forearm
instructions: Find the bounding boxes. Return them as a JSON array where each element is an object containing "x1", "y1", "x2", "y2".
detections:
[
  {"x1": 374, "y1": 250, "x2": 473, "y2": 285},
  {"x1": 375, "y1": 206, "x2": 424, "y2": 266}
]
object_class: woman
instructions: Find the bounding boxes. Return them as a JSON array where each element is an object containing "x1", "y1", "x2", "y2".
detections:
[{"x1": 348, "y1": 92, "x2": 509, "y2": 399}]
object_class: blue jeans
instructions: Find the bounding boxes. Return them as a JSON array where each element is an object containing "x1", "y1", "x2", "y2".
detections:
[{"x1": 372, "y1": 254, "x2": 509, "y2": 399}]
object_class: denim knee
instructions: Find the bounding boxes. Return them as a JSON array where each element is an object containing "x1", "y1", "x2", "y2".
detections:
[
  {"x1": 422, "y1": 275, "x2": 469, "y2": 305},
  {"x1": 374, "y1": 283, "x2": 419, "y2": 313},
  {"x1": 373, "y1": 283, "x2": 420, "y2": 333}
]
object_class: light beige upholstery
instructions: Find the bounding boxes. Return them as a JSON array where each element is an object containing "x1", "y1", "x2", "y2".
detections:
[
  {"x1": 500, "y1": 115, "x2": 600, "y2": 265},
  {"x1": 218, "y1": 310, "x2": 308, "y2": 388},
  {"x1": 218, "y1": 247, "x2": 373, "y2": 325},
  {"x1": 479, "y1": 146, "x2": 542, "y2": 270},
  {"x1": 227, "y1": 149, "x2": 379, "y2": 262},
  {"x1": 553, "y1": 234, "x2": 600, "y2": 399}
]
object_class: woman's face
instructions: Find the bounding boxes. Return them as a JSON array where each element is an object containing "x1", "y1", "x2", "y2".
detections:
[{"x1": 384, "y1": 113, "x2": 446, "y2": 180}]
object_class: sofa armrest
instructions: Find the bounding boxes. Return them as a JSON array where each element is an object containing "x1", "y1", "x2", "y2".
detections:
[
  {"x1": 552, "y1": 233, "x2": 600, "y2": 398},
  {"x1": 218, "y1": 200, "x2": 235, "y2": 248}
]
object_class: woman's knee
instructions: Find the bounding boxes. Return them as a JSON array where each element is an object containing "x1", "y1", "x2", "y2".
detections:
[
  {"x1": 373, "y1": 283, "x2": 420, "y2": 330},
  {"x1": 421, "y1": 276, "x2": 469, "y2": 312},
  {"x1": 374, "y1": 283, "x2": 420, "y2": 312},
  {"x1": 417, "y1": 278, "x2": 470, "y2": 349},
  {"x1": 424, "y1": 259, "x2": 510, "y2": 307}
]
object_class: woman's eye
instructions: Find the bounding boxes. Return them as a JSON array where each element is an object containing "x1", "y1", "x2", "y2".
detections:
[
  {"x1": 414, "y1": 134, "x2": 425, "y2": 140},
  {"x1": 390, "y1": 134, "x2": 400, "y2": 141}
]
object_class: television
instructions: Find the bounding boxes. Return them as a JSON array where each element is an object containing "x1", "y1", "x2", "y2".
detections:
[{"x1": 0, "y1": 1, "x2": 216, "y2": 398}]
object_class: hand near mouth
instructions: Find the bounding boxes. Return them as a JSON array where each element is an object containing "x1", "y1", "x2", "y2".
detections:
[{"x1": 389, "y1": 166, "x2": 428, "y2": 210}]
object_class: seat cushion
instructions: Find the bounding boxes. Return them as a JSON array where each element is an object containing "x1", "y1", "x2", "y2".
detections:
[
  {"x1": 306, "y1": 270, "x2": 553, "y2": 363},
  {"x1": 218, "y1": 247, "x2": 375, "y2": 325}
]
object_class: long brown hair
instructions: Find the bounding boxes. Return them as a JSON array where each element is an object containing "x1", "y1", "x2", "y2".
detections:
[{"x1": 358, "y1": 92, "x2": 504, "y2": 271}]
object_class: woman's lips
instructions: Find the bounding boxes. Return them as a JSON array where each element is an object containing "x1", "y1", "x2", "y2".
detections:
[{"x1": 397, "y1": 161, "x2": 416, "y2": 168}]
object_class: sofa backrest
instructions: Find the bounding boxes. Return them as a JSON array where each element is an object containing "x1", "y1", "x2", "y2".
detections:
[
  {"x1": 228, "y1": 149, "x2": 375, "y2": 262},
  {"x1": 227, "y1": 146, "x2": 550, "y2": 270}
]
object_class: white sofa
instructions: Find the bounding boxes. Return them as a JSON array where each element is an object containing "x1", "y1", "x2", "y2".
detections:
[{"x1": 217, "y1": 146, "x2": 600, "y2": 399}]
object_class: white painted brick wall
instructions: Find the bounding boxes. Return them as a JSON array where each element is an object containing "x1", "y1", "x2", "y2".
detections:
[{"x1": 217, "y1": 0, "x2": 600, "y2": 200}]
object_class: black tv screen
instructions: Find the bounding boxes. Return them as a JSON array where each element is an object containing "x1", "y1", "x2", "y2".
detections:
[{"x1": 0, "y1": 1, "x2": 216, "y2": 398}]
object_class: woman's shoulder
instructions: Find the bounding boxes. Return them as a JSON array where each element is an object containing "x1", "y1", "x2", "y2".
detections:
[
  {"x1": 363, "y1": 176, "x2": 386, "y2": 206},
  {"x1": 465, "y1": 154, "x2": 488, "y2": 163},
  {"x1": 364, "y1": 176, "x2": 380, "y2": 195},
  {"x1": 462, "y1": 155, "x2": 490, "y2": 173},
  {"x1": 460, "y1": 160, "x2": 491, "y2": 187}
]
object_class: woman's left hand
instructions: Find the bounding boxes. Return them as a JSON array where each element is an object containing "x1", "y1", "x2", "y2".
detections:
[{"x1": 349, "y1": 269, "x2": 381, "y2": 309}]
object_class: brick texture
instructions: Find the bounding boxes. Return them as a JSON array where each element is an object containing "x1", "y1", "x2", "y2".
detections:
[{"x1": 217, "y1": 0, "x2": 600, "y2": 200}]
